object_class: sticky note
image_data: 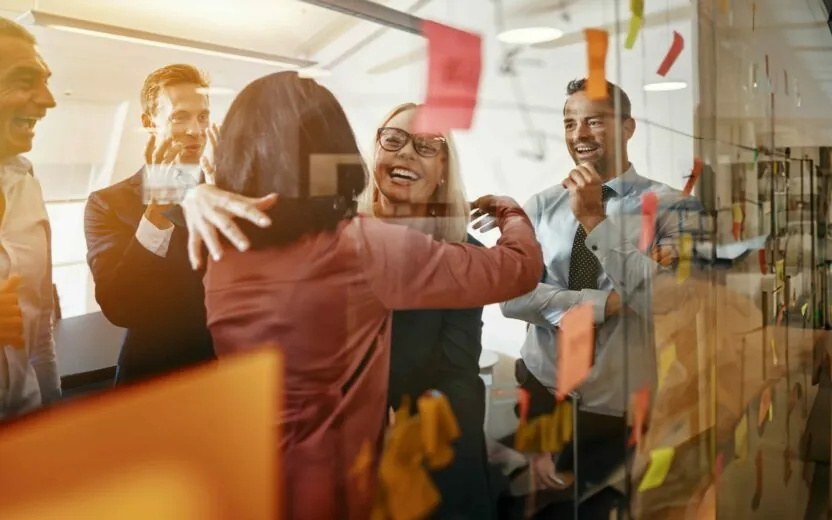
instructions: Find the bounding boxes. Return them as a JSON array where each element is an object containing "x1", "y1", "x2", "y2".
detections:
[
  {"x1": 677, "y1": 234, "x2": 692, "y2": 283},
  {"x1": 720, "y1": 0, "x2": 729, "y2": 14},
  {"x1": 758, "y1": 249, "x2": 766, "y2": 274},
  {"x1": 638, "y1": 447, "x2": 675, "y2": 492},
  {"x1": 732, "y1": 203, "x2": 743, "y2": 224},
  {"x1": 735, "y1": 416, "x2": 748, "y2": 461},
  {"x1": 556, "y1": 304, "x2": 595, "y2": 400},
  {"x1": 773, "y1": 162, "x2": 779, "y2": 174},
  {"x1": 770, "y1": 339, "x2": 779, "y2": 366},
  {"x1": 628, "y1": 387, "x2": 650, "y2": 447},
  {"x1": 683, "y1": 158, "x2": 703, "y2": 195},
  {"x1": 802, "y1": 303, "x2": 809, "y2": 317},
  {"x1": 624, "y1": 0, "x2": 644, "y2": 49},
  {"x1": 657, "y1": 31, "x2": 684, "y2": 76},
  {"x1": 417, "y1": 391, "x2": 460, "y2": 469},
  {"x1": 517, "y1": 389, "x2": 530, "y2": 423},
  {"x1": 413, "y1": 21, "x2": 482, "y2": 134},
  {"x1": 714, "y1": 453, "x2": 724, "y2": 488},
  {"x1": 640, "y1": 192, "x2": 658, "y2": 251},
  {"x1": 753, "y1": 147, "x2": 759, "y2": 163},
  {"x1": 758, "y1": 387, "x2": 772, "y2": 427},
  {"x1": 775, "y1": 259, "x2": 784, "y2": 285},
  {"x1": 658, "y1": 343, "x2": 676, "y2": 389},
  {"x1": 349, "y1": 440, "x2": 373, "y2": 493},
  {"x1": 776, "y1": 306, "x2": 785, "y2": 326},
  {"x1": 584, "y1": 29, "x2": 609, "y2": 100}
]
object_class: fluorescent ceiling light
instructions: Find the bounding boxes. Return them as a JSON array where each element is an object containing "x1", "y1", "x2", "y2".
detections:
[
  {"x1": 643, "y1": 81, "x2": 688, "y2": 92},
  {"x1": 17, "y1": 10, "x2": 315, "y2": 69},
  {"x1": 298, "y1": 68, "x2": 331, "y2": 79},
  {"x1": 497, "y1": 27, "x2": 563, "y2": 45}
]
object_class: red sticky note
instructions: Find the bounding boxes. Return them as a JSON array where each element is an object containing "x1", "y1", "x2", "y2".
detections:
[
  {"x1": 584, "y1": 29, "x2": 610, "y2": 100},
  {"x1": 556, "y1": 304, "x2": 594, "y2": 400},
  {"x1": 640, "y1": 192, "x2": 658, "y2": 251},
  {"x1": 683, "y1": 158, "x2": 703, "y2": 195},
  {"x1": 628, "y1": 387, "x2": 650, "y2": 447},
  {"x1": 657, "y1": 31, "x2": 684, "y2": 76},
  {"x1": 413, "y1": 21, "x2": 482, "y2": 134},
  {"x1": 715, "y1": 453, "x2": 724, "y2": 488},
  {"x1": 758, "y1": 249, "x2": 766, "y2": 274},
  {"x1": 517, "y1": 389, "x2": 530, "y2": 423},
  {"x1": 732, "y1": 222, "x2": 741, "y2": 241}
]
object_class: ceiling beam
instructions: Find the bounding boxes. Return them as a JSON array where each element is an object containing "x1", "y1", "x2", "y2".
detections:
[{"x1": 298, "y1": 0, "x2": 424, "y2": 36}]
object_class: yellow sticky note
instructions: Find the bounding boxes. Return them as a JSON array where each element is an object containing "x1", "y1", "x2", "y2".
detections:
[
  {"x1": 638, "y1": 447, "x2": 675, "y2": 492},
  {"x1": 735, "y1": 416, "x2": 748, "y2": 461},
  {"x1": 770, "y1": 338, "x2": 778, "y2": 366},
  {"x1": 801, "y1": 303, "x2": 808, "y2": 317},
  {"x1": 732, "y1": 203, "x2": 743, "y2": 224},
  {"x1": 677, "y1": 234, "x2": 692, "y2": 283},
  {"x1": 584, "y1": 29, "x2": 609, "y2": 100},
  {"x1": 658, "y1": 343, "x2": 676, "y2": 389},
  {"x1": 768, "y1": 404, "x2": 773, "y2": 421},
  {"x1": 624, "y1": 0, "x2": 644, "y2": 49},
  {"x1": 775, "y1": 260, "x2": 784, "y2": 285}
]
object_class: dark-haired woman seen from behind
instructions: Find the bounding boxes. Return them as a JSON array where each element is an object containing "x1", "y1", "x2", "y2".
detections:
[
  {"x1": 359, "y1": 102, "x2": 495, "y2": 519},
  {"x1": 200, "y1": 71, "x2": 543, "y2": 520}
]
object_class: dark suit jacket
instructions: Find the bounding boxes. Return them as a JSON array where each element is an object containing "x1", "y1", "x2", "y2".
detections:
[
  {"x1": 84, "y1": 170, "x2": 215, "y2": 385},
  {"x1": 388, "y1": 234, "x2": 495, "y2": 520}
]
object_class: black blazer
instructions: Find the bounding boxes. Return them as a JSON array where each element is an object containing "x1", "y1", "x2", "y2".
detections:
[{"x1": 84, "y1": 170, "x2": 215, "y2": 384}]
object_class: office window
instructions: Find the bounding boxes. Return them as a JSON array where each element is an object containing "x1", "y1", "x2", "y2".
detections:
[{"x1": 45, "y1": 202, "x2": 96, "y2": 318}]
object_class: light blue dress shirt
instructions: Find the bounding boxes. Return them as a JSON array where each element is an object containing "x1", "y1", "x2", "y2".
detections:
[{"x1": 500, "y1": 165, "x2": 703, "y2": 414}]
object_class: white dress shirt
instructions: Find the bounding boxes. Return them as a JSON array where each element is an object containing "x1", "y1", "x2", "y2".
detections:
[
  {"x1": 135, "y1": 167, "x2": 199, "y2": 257},
  {"x1": 0, "y1": 156, "x2": 61, "y2": 418},
  {"x1": 500, "y1": 165, "x2": 702, "y2": 414}
]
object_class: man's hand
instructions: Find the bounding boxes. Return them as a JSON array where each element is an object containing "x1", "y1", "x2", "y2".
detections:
[
  {"x1": 528, "y1": 453, "x2": 572, "y2": 490},
  {"x1": 470, "y1": 194, "x2": 522, "y2": 233},
  {"x1": 605, "y1": 290, "x2": 622, "y2": 318},
  {"x1": 562, "y1": 163, "x2": 605, "y2": 233},
  {"x1": 200, "y1": 123, "x2": 220, "y2": 184},
  {"x1": 181, "y1": 184, "x2": 278, "y2": 269},
  {"x1": 143, "y1": 134, "x2": 182, "y2": 229},
  {"x1": 651, "y1": 245, "x2": 675, "y2": 267},
  {"x1": 0, "y1": 275, "x2": 24, "y2": 349}
]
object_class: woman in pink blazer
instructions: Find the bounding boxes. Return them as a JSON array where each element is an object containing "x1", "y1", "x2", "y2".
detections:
[{"x1": 202, "y1": 71, "x2": 542, "y2": 520}]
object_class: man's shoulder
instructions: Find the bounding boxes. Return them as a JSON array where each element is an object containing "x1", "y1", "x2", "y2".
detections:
[
  {"x1": 526, "y1": 184, "x2": 567, "y2": 210},
  {"x1": 89, "y1": 170, "x2": 142, "y2": 204}
]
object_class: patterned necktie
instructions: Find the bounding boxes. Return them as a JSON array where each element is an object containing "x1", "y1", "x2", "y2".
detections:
[{"x1": 568, "y1": 185, "x2": 615, "y2": 290}]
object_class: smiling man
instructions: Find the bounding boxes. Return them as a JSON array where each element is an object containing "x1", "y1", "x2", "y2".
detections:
[
  {"x1": 0, "y1": 17, "x2": 60, "y2": 418},
  {"x1": 84, "y1": 64, "x2": 216, "y2": 385},
  {"x1": 499, "y1": 78, "x2": 701, "y2": 502}
]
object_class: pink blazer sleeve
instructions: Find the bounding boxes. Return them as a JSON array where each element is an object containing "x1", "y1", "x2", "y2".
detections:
[{"x1": 355, "y1": 208, "x2": 543, "y2": 310}]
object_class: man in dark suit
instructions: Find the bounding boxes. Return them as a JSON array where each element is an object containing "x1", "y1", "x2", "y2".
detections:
[{"x1": 84, "y1": 64, "x2": 217, "y2": 385}]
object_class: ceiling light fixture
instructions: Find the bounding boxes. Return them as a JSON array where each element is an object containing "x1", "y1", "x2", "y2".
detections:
[
  {"x1": 497, "y1": 27, "x2": 563, "y2": 45},
  {"x1": 17, "y1": 10, "x2": 315, "y2": 69},
  {"x1": 643, "y1": 81, "x2": 688, "y2": 92}
]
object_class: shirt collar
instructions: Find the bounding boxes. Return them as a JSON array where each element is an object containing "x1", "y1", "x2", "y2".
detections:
[
  {"x1": 0, "y1": 155, "x2": 32, "y2": 174},
  {"x1": 604, "y1": 163, "x2": 641, "y2": 197}
]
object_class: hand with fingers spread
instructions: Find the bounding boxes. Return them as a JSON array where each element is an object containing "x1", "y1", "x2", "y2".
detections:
[
  {"x1": 561, "y1": 162, "x2": 605, "y2": 233},
  {"x1": 200, "y1": 123, "x2": 220, "y2": 184},
  {"x1": 180, "y1": 184, "x2": 278, "y2": 269},
  {"x1": 469, "y1": 195, "x2": 524, "y2": 233},
  {"x1": 143, "y1": 134, "x2": 183, "y2": 228},
  {"x1": 0, "y1": 275, "x2": 24, "y2": 349}
]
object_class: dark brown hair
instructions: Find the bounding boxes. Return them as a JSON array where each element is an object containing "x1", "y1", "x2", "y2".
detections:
[
  {"x1": 565, "y1": 78, "x2": 632, "y2": 118},
  {"x1": 214, "y1": 71, "x2": 366, "y2": 246}
]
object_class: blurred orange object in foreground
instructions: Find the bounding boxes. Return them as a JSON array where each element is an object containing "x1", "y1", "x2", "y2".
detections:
[{"x1": 0, "y1": 347, "x2": 281, "y2": 520}]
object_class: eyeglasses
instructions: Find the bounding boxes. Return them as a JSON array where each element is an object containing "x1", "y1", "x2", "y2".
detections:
[{"x1": 376, "y1": 127, "x2": 447, "y2": 158}]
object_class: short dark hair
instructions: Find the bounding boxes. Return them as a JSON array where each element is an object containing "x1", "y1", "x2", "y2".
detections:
[
  {"x1": 565, "y1": 78, "x2": 632, "y2": 118},
  {"x1": 0, "y1": 17, "x2": 36, "y2": 44},
  {"x1": 215, "y1": 71, "x2": 366, "y2": 247}
]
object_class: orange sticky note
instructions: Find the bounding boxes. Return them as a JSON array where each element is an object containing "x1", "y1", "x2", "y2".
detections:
[
  {"x1": 413, "y1": 21, "x2": 482, "y2": 134},
  {"x1": 640, "y1": 192, "x2": 658, "y2": 251},
  {"x1": 628, "y1": 387, "x2": 650, "y2": 447},
  {"x1": 683, "y1": 158, "x2": 703, "y2": 195},
  {"x1": 624, "y1": 0, "x2": 644, "y2": 49},
  {"x1": 0, "y1": 348, "x2": 281, "y2": 520},
  {"x1": 556, "y1": 304, "x2": 595, "y2": 399},
  {"x1": 584, "y1": 29, "x2": 609, "y2": 100},
  {"x1": 517, "y1": 388, "x2": 530, "y2": 423}
]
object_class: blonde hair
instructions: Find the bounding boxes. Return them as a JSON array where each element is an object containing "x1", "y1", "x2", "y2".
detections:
[
  {"x1": 140, "y1": 63, "x2": 209, "y2": 118},
  {"x1": 356, "y1": 102, "x2": 470, "y2": 243}
]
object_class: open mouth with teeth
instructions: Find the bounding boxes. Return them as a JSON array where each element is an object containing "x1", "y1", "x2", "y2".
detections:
[
  {"x1": 11, "y1": 116, "x2": 40, "y2": 134},
  {"x1": 574, "y1": 143, "x2": 600, "y2": 159},
  {"x1": 388, "y1": 167, "x2": 421, "y2": 184}
]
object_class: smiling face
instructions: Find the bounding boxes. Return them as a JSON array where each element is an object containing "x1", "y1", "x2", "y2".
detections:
[
  {"x1": 563, "y1": 90, "x2": 634, "y2": 179},
  {"x1": 0, "y1": 36, "x2": 56, "y2": 161},
  {"x1": 373, "y1": 107, "x2": 446, "y2": 207},
  {"x1": 142, "y1": 83, "x2": 209, "y2": 165}
]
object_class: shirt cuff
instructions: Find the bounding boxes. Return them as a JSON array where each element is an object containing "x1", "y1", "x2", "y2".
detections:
[
  {"x1": 583, "y1": 218, "x2": 621, "y2": 263},
  {"x1": 581, "y1": 289, "x2": 609, "y2": 324},
  {"x1": 136, "y1": 216, "x2": 174, "y2": 257}
]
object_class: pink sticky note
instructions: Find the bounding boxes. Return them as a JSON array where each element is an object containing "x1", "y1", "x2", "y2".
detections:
[
  {"x1": 556, "y1": 304, "x2": 594, "y2": 400},
  {"x1": 640, "y1": 192, "x2": 658, "y2": 251},
  {"x1": 657, "y1": 31, "x2": 684, "y2": 77},
  {"x1": 413, "y1": 21, "x2": 483, "y2": 135}
]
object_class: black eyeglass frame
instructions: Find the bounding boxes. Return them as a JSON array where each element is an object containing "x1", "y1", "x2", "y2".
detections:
[{"x1": 376, "y1": 127, "x2": 448, "y2": 158}]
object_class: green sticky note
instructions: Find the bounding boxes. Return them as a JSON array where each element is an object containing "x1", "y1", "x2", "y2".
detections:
[
  {"x1": 639, "y1": 447, "x2": 675, "y2": 492},
  {"x1": 753, "y1": 147, "x2": 758, "y2": 163}
]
